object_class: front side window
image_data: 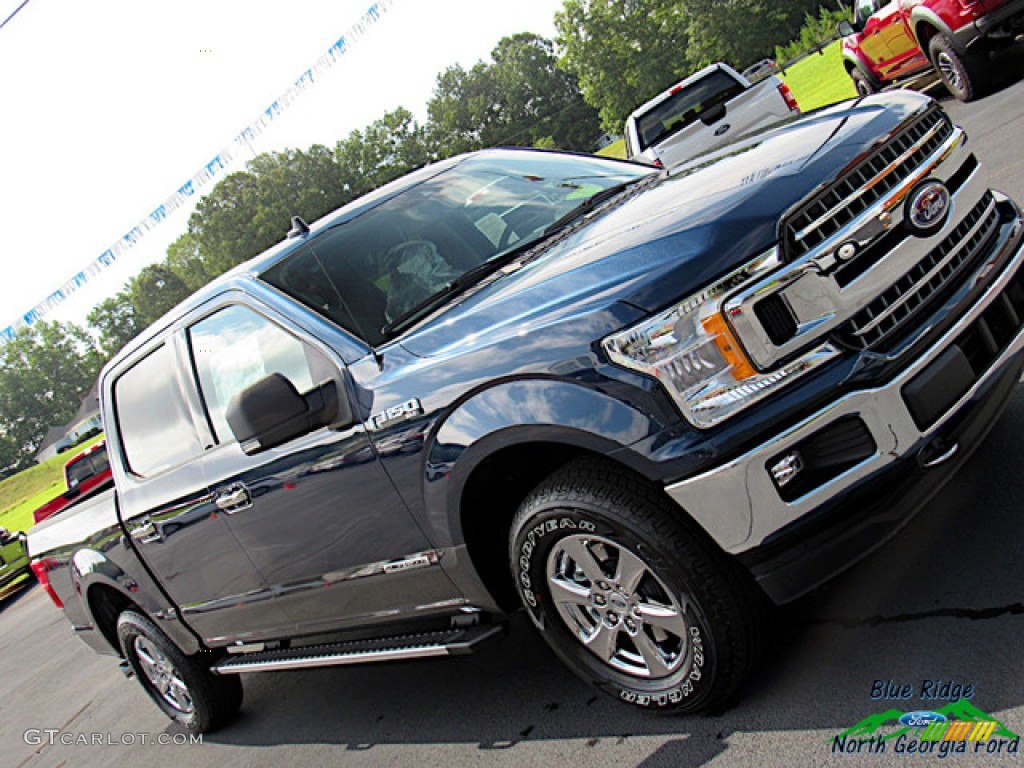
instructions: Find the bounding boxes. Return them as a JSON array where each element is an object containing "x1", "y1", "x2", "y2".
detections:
[
  {"x1": 261, "y1": 152, "x2": 651, "y2": 345},
  {"x1": 189, "y1": 305, "x2": 328, "y2": 443},
  {"x1": 856, "y1": 0, "x2": 877, "y2": 23},
  {"x1": 114, "y1": 344, "x2": 202, "y2": 477}
]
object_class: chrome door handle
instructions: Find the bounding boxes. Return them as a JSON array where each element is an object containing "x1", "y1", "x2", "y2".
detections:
[
  {"x1": 215, "y1": 485, "x2": 252, "y2": 513},
  {"x1": 132, "y1": 520, "x2": 162, "y2": 544}
]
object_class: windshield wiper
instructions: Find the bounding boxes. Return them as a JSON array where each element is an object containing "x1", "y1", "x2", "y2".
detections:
[
  {"x1": 379, "y1": 240, "x2": 538, "y2": 338},
  {"x1": 542, "y1": 176, "x2": 654, "y2": 237},
  {"x1": 380, "y1": 177, "x2": 655, "y2": 339}
]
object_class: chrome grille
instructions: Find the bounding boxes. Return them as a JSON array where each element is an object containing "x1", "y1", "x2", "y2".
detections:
[
  {"x1": 782, "y1": 107, "x2": 953, "y2": 261},
  {"x1": 837, "y1": 192, "x2": 999, "y2": 350}
]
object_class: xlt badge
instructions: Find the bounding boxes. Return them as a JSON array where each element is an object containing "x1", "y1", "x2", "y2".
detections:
[{"x1": 370, "y1": 398, "x2": 424, "y2": 430}]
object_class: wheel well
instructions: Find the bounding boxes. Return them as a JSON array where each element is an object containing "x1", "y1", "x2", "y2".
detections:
[
  {"x1": 460, "y1": 442, "x2": 599, "y2": 611},
  {"x1": 459, "y1": 443, "x2": 668, "y2": 612},
  {"x1": 87, "y1": 584, "x2": 139, "y2": 654},
  {"x1": 915, "y1": 22, "x2": 939, "y2": 55}
]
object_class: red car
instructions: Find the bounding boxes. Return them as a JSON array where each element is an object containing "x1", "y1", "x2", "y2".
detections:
[
  {"x1": 839, "y1": 0, "x2": 1024, "y2": 101},
  {"x1": 32, "y1": 440, "x2": 113, "y2": 524}
]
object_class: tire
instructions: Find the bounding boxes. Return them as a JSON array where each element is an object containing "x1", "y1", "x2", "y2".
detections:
[
  {"x1": 117, "y1": 611, "x2": 242, "y2": 733},
  {"x1": 929, "y1": 35, "x2": 990, "y2": 101},
  {"x1": 849, "y1": 66, "x2": 879, "y2": 97},
  {"x1": 509, "y1": 459, "x2": 768, "y2": 712}
]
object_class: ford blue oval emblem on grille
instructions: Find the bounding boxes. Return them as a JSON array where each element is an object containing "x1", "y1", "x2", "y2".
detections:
[{"x1": 906, "y1": 180, "x2": 951, "y2": 237}]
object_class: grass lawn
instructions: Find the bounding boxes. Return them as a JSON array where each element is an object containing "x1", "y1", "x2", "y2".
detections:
[
  {"x1": 596, "y1": 137, "x2": 627, "y2": 160},
  {"x1": 779, "y1": 41, "x2": 857, "y2": 112},
  {"x1": 0, "y1": 433, "x2": 104, "y2": 534}
]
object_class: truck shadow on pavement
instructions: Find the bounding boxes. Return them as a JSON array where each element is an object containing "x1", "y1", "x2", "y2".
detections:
[{"x1": 201, "y1": 390, "x2": 1024, "y2": 764}]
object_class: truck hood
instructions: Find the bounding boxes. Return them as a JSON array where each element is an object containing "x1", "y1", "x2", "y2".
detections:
[{"x1": 399, "y1": 92, "x2": 933, "y2": 359}]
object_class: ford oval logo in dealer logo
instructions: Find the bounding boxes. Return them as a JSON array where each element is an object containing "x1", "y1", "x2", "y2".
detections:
[
  {"x1": 898, "y1": 710, "x2": 948, "y2": 728},
  {"x1": 906, "y1": 180, "x2": 951, "y2": 236}
]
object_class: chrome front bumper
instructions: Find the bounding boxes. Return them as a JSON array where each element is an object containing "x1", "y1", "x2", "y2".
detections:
[{"x1": 666, "y1": 199, "x2": 1024, "y2": 555}]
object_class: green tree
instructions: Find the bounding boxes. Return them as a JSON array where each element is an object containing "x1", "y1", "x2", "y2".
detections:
[
  {"x1": 0, "y1": 322, "x2": 101, "y2": 470},
  {"x1": 427, "y1": 33, "x2": 601, "y2": 155},
  {"x1": 556, "y1": 0, "x2": 690, "y2": 132},
  {"x1": 186, "y1": 145, "x2": 346, "y2": 278},
  {"x1": 0, "y1": 433, "x2": 19, "y2": 479},
  {"x1": 335, "y1": 108, "x2": 433, "y2": 198},
  {"x1": 684, "y1": 0, "x2": 822, "y2": 68},
  {"x1": 129, "y1": 265, "x2": 194, "y2": 330},
  {"x1": 165, "y1": 232, "x2": 212, "y2": 292},
  {"x1": 87, "y1": 291, "x2": 140, "y2": 360}
]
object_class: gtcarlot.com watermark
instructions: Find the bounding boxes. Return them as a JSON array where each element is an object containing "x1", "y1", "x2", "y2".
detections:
[{"x1": 24, "y1": 729, "x2": 202, "y2": 747}]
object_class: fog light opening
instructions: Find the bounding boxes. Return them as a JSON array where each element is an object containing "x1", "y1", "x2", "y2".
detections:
[{"x1": 770, "y1": 451, "x2": 804, "y2": 489}]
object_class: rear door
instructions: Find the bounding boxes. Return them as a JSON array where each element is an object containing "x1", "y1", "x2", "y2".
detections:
[
  {"x1": 109, "y1": 338, "x2": 288, "y2": 645},
  {"x1": 185, "y1": 295, "x2": 459, "y2": 637}
]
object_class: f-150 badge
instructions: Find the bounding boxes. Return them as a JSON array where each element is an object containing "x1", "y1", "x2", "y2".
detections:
[{"x1": 370, "y1": 398, "x2": 424, "y2": 430}]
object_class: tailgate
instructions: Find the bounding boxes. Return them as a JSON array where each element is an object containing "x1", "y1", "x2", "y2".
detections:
[{"x1": 648, "y1": 76, "x2": 795, "y2": 168}]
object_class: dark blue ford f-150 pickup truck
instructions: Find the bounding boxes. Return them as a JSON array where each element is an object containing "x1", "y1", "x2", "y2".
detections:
[{"x1": 29, "y1": 90, "x2": 1024, "y2": 733}]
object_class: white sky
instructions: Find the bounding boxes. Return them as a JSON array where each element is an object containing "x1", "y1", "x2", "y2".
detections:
[{"x1": 0, "y1": 0, "x2": 563, "y2": 332}]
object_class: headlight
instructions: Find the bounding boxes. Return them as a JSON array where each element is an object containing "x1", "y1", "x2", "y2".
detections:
[{"x1": 602, "y1": 248, "x2": 839, "y2": 428}]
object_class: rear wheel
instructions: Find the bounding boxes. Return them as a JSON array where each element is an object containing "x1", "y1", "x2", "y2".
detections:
[
  {"x1": 117, "y1": 611, "x2": 242, "y2": 733},
  {"x1": 509, "y1": 459, "x2": 768, "y2": 712},
  {"x1": 929, "y1": 35, "x2": 990, "y2": 101}
]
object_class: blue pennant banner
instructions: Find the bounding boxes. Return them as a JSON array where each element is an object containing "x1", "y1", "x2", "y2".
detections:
[{"x1": 1, "y1": 0, "x2": 394, "y2": 343}]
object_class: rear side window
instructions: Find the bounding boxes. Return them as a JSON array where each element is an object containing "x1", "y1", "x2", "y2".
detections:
[
  {"x1": 65, "y1": 447, "x2": 108, "y2": 486},
  {"x1": 634, "y1": 70, "x2": 745, "y2": 152},
  {"x1": 114, "y1": 344, "x2": 203, "y2": 477},
  {"x1": 188, "y1": 305, "x2": 329, "y2": 443}
]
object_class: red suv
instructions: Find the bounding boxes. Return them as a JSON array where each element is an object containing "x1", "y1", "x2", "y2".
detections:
[{"x1": 839, "y1": 0, "x2": 1024, "y2": 101}]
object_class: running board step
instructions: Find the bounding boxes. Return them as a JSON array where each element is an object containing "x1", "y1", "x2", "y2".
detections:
[{"x1": 211, "y1": 624, "x2": 506, "y2": 675}]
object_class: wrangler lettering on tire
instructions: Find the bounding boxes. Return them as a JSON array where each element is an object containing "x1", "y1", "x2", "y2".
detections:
[{"x1": 509, "y1": 459, "x2": 767, "y2": 712}]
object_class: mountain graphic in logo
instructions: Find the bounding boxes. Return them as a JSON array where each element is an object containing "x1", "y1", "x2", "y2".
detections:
[{"x1": 833, "y1": 699, "x2": 1020, "y2": 742}]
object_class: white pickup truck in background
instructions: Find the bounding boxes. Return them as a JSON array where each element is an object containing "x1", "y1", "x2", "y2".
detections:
[{"x1": 624, "y1": 62, "x2": 801, "y2": 168}]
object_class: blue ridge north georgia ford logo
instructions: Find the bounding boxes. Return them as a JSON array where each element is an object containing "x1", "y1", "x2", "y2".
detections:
[{"x1": 906, "y1": 180, "x2": 952, "y2": 236}]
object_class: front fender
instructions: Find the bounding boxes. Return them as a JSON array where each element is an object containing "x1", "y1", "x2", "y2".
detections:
[
  {"x1": 841, "y1": 46, "x2": 876, "y2": 78},
  {"x1": 422, "y1": 377, "x2": 670, "y2": 544},
  {"x1": 909, "y1": 9, "x2": 958, "y2": 52}
]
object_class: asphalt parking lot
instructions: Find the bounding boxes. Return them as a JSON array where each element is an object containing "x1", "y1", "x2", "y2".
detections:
[{"x1": 3, "y1": 46, "x2": 1024, "y2": 768}]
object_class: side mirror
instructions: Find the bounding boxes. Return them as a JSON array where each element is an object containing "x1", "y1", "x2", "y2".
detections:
[
  {"x1": 838, "y1": 19, "x2": 856, "y2": 37},
  {"x1": 225, "y1": 373, "x2": 352, "y2": 455}
]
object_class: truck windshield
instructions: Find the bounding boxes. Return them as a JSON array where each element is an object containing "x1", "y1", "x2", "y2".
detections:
[
  {"x1": 634, "y1": 70, "x2": 745, "y2": 152},
  {"x1": 261, "y1": 152, "x2": 652, "y2": 345}
]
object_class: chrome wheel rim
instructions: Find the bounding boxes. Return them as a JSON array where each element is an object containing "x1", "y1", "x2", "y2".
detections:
[
  {"x1": 134, "y1": 636, "x2": 194, "y2": 714},
  {"x1": 937, "y1": 51, "x2": 963, "y2": 93},
  {"x1": 546, "y1": 534, "x2": 690, "y2": 679}
]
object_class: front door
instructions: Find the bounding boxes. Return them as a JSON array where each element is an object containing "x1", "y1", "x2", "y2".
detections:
[{"x1": 186, "y1": 300, "x2": 459, "y2": 638}]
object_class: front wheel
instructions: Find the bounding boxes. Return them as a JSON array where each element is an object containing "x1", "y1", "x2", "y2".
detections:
[
  {"x1": 117, "y1": 611, "x2": 242, "y2": 733},
  {"x1": 929, "y1": 35, "x2": 990, "y2": 101},
  {"x1": 849, "y1": 66, "x2": 879, "y2": 97},
  {"x1": 509, "y1": 460, "x2": 767, "y2": 712}
]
